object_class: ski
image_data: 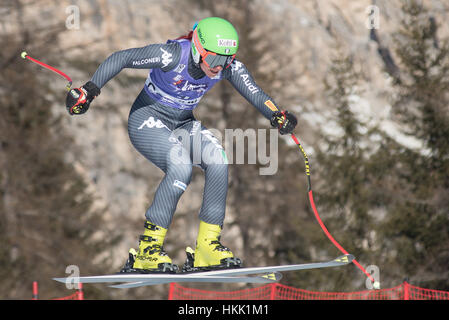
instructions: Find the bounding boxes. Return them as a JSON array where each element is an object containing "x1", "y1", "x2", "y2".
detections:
[
  {"x1": 53, "y1": 254, "x2": 353, "y2": 288},
  {"x1": 108, "y1": 273, "x2": 282, "y2": 289},
  {"x1": 53, "y1": 272, "x2": 281, "y2": 287},
  {"x1": 180, "y1": 254, "x2": 354, "y2": 277},
  {"x1": 111, "y1": 254, "x2": 354, "y2": 288}
]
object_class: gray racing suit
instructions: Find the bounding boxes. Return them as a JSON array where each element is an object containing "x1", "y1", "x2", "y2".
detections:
[{"x1": 90, "y1": 39, "x2": 281, "y2": 229}]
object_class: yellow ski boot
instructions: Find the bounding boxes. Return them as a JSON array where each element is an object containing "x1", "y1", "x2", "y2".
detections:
[
  {"x1": 182, "y1": 221, "x2": 242, "y2": 272},
  {"x1": 123, "y1": 221, "x2": 178, "y2": 273}
]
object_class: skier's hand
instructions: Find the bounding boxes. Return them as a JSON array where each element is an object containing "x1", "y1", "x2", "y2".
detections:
[
  {"x1": 270, "y1": 110, "x2": 297, "y2": 135},
  {"x1": 66, "y1": 81, "x2": 100, "y2": 115}
]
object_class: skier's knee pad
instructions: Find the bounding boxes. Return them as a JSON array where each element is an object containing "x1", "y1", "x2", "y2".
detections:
[
  {"x1": 165, "y1": 144, "x2": 193, "y2": 192},
  {"x1": 167, "y1": 163, "x2": 192, "y2": 193}
]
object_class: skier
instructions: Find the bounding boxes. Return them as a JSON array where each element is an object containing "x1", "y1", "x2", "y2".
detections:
[{"x1": 66, "y1": 17, "x2": 297, "y2": 273}]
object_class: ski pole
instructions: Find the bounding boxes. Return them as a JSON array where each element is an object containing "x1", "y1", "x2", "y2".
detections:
[
  {"x1": 290, "y1": 133, "x2": 376, "y2": 284},
  {"x1": 21, "y1": 51, "x2": 72, "y2": 91}
]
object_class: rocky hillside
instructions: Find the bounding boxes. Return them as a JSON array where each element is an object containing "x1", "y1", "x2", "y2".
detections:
[{"x1": 3, "y1": 0, "x2": 449, "y2": 298}]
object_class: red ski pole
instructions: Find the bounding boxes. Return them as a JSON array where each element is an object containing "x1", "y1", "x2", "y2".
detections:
[
  {"x1": 21, "y1": 51, "x2": 72, "y2": 91},
  {"x1": 290, "y1": 133, "x2": 376, "y2": 285}
]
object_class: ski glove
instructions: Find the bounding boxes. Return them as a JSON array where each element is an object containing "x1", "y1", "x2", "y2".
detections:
[
  {"x1": 66, "y1": 81, "x2": 101, "y2": 115},
  {"x1": 270, "y1": 110, "x2": 298, "y2": 135}
]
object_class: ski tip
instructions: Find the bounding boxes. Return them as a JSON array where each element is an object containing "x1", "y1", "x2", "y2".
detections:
[
  {"x1": 186, "y1": 246, "x2": 195, "y2": 254},
  {"x1": 333, "y1": 254, "x2": 355, "y2": 264},
  {"x1": 262, "y1": 272, "x2": 283, "y2": 282},
  {"x1": 21, "y1": 51, "x2": 28, "y2": 59},
  {"x1": 53, "y1": 277, "x2": 67, "y2": 284},
  {"x1": 345, "y1": 254, "x2": 355, "y2": 262}
]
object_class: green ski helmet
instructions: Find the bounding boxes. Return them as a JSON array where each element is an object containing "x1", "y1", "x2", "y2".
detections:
[{"x1": 191, "y1": 17, "x2": 239, "y2": 69}]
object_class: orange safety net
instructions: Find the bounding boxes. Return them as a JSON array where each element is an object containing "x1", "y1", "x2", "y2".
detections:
[
  {"x1": 52, "y1": 292, "x2": 83, "y2": 300},
  {"x1": 168, "y1": 281, "x2": 449, "y2": 300},
  {"x1": 32, "y1": 281, "x2": 84, "y2": 300}
]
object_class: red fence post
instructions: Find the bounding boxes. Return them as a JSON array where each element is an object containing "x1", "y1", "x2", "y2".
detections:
[
  {"x1": 270, "y1": 283, "x2": 277, "y2": 300},
  {"x1": 32, "y1": 281, "x2": 39, "y2": 300},
  {"x1": 76, "y1": 282, "x2": 84, "y2": 300},
  {"x1": 403, "y1": 281, "x2": 410, "y2": 300},
  {"x1": 168, "y1": 282, "x2": 175, "y2": 300}
]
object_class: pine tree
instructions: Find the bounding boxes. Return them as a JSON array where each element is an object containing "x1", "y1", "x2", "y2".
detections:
[
  {"x1": 306, "y1": 46, "x2": 389, "y2": 290},
  {"x1": 0, "y1": 2, "x2": 118, "y2": 299},
  {"x1": 378, "y1": 0, "x2": 449, "y2": 289},
  {"x1": 300, "y1": 1, "x2": 449, "y2": 291}
]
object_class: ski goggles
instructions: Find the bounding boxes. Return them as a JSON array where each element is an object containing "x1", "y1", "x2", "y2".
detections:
[{"x1": 192, "y1": 29, "x2": 236, "y2": 69}]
